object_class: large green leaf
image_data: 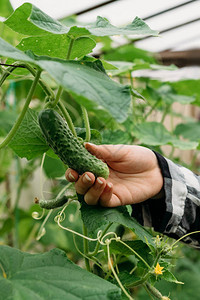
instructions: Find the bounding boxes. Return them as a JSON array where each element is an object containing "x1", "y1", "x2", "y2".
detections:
[
  {"x1": 174, "y1": 122, "x2": 200, "y2": 142},
  {"x1": 5, "y1": 3, "x2": 158, "y2": 38},
  {"x1": 171, "y1": 79, "x2": 200, "y2": 106},
  {"x1": 0, "y1": 246, "x2": 121, "y2": 300},
  {"x1": 156, "y1": 85, "x2": 195, "y2": 105},
  {"x1": 80, "y1": 202, "x2": 154, "y2": 245},
  {"x1": 146, "y1": 79, "x2": 200, "y2": 106},
  {"x1": 0, "y1": 38, "x2": 131, "y2": 123},
  {"x1": 17, "y1": 35, "x2": 96, "y2": 59},
  {"x1": 43, "y1": 155, "x2": 66, "y2": 178},
  {"x1": 0, "y1": 37, "x2": 34, "y2": 63},
  {"x1": 9, "y1": 108, "x2": 48, "y2": 160},
  {"x1": 75, "y1": 127, "x2": 102, "y2": 145},
  {"x1": 109, "y1": 240, "x2": 153, "y2": 268},
  {"x1": 134, "y1": 122, "x2": 198, "y2": 149},
  {"x1": 102, "y1": 129, "x2": 131, "y2": 144},
  {"x1": 134, "y1": 122, "x2": 172, "y2": 146},
  {"x1": 39, "y1": 58, "x2": 131, "y2": 122},
  {"x1": 103, "y1": 45, "x2": 157, "y2": 63},
  {"x1": 87, "y1": 16, "x2": 158, "y2": 37},
  {"x1": 108, "y1": 60, "x2": 177, "y2": 76},
  {"x1": 0, "y1": 0, "x2": 13, "y2": 18},
  {"x1": 4, "y1": 3, "x2": 64, "y2": 36}
]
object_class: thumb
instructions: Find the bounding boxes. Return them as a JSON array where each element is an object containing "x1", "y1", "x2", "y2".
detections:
[{"x1": 84, "y1": 143, "x2": 126, "y2": 161}]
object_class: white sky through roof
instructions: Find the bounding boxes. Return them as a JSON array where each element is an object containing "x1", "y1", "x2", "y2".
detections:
[{"x1": 10, "y1": 0, "x2": 200, "y2": 52}]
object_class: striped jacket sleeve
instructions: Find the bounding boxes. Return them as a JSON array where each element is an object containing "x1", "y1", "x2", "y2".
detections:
[{"x1": 131, "y1": 151, "x2": 200, "y2": 248}]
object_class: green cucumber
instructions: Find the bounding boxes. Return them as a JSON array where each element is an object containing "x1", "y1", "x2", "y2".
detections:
[
  {"x1": 38, "y1": 109, "x2": 109, "y2": 179},
  {"x1": 35, "y1": 195, "x2": 69, "y2": 209}
]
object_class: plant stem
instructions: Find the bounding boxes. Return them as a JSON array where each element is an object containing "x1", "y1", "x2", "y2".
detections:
[
  {"x1": 129, "y1": 71, "x2": 137, "y2": 124},
  {"x1": 57, "y1": 101, "x2": 77, "y2": 137},
  {"x1": 0, "y1": 68, "x2": 42, "y2": 149},
  {"x1": 89, "y1": 223, "x2": 113, "y2": 256},
  {"x1": 160, "y1": 105, "x2": 170, "y2": 124},
  {"x1": 25, "y1": 64, "x2": 55, "y2": 99},
  {"x1": 143, "y1": 284, "x2": 155, "y2": 300},
  {"x1": 0, "y1": 64, "x2": 17, "y2": 88},
  {"x1": 144, "y1": 100, "x2": 160, "y2": 119},
  {"x1": 171, "y1": 230, "x2": 200, "y2": 249},
  {"x1": 50, "y1": 85, "x2": 63, "y2": 108},
  {"x1": 0, "y1": 63, "x2": 54, "y2": 100},
  {"x1": 0, "y1": 262, "x2": 7, "y2": 279},
  {"x1": 81, "y1": 106, "x2": 91, "y2": 142},
  {"x1": 51, "y1": 37, "x2": 75, "y2": 105},
  {"x1": 49, "y1": 38, "x2": 77, "y2": 133},
  {"x1": 21, "y1": 223, "x2": 40, "y2": 252},
  {"x1": 106, "y1": 241, "x2": 134, "y2": 300},
  {"x1": 82, "y1": 224, "x2": 91, "y2": 272}
]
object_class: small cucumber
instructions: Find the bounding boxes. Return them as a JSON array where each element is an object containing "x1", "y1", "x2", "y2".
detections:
[
  {"x1": 38, "y1": 109, "x2": 109, "y2": 179},
  {"x1": 35, "y1": 195, "x2": 69, "y2": 209}
]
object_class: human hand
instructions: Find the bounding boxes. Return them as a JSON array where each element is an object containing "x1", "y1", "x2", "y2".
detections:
[{"x1": 65, "y1": 143, "x2": 163, "y2": 207}]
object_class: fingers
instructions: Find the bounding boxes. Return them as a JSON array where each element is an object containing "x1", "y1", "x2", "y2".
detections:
[
  {"x1": 65, "y1": 168, "x2": 118, "y2": 207},
  {"x1": 65, "y1": 168, "x2": 79, "y2": 182},
  {"x1": 84, "y1": 143, "x2": 126, "y2": 161},
  {"x1": 75, "y1": 172, "x2": 95, "y2": 195},
  {"x1": 65, "y1": 166, "x2": 121, "y2": 207},
  {"x1": 84, "y1": 177, "x2": 107, "y2": 205},
  {"x1": 100, "y1": 193, "x2": 122, "y2": 207}
]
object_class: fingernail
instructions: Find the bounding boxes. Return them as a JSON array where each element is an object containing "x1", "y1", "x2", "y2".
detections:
[
  {"x1": 97, "y1": 178, "x2": 103, "y2": 185},
  {"x1": 84, "y1": 142, "x2": 95, "y2": 147},
  {"x1": 83, "y1": 174, "x2": 92, "y2": 183},
  {"x1": 107, "y1": 182, "x2": 112, "y2": 188},
  {"x1": 69, "y1": 172, "x2": 75, "y2": 181}
]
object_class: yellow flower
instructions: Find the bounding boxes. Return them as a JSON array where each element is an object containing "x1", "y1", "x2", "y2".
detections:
[{"x1": 154, "y1": 262, "x2": 164, "y2": 275}]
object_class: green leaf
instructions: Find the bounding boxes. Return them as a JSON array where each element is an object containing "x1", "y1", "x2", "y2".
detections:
[
  {"x1": 174, "y1": 122, "x2": 200, "y2": 142},
  {"x1": 0, "y1": 0, "x2": 13, "y2": 18},
  {"x1": 117, "y1": 271, "x2": 141, "y2": 287},
  {"x1": 171, "y1": 79, "x2": 200, "y2": 106},
  {"x1": 103, "y1": 45, "x2": 157, "y2": 63},
  {"x1": 17, "y1": 35, "x2": 96, "y2": 59},
  {"x1": 134, "y1": 122, "x2": 172, "y2": 146},
  {"x1": 88, "y1": 16, "x2": 158, "y2": 37},
  {"x1": 108, "y1": 61, "x2": 177, "y2": 76},
  {"x1": 80, "y1": 203, "x2": 154, "y2": 245},
  {"x1": 67, "y1": 26, "x2": 90, "y2": 39},
  {"x1": 134, "y1": 122, "x2": 198, "y2": 149},
  {"x1": 9, "y1": 108, "x2": 49, "y2": 160},
  {"x1": 5, "y1": 4, "x2": 158, "y2": 38},
  {"x1": 102, "y1": 129, "x2": 131, "y2": 144},
  {"x1": 4, "y1": 3, "x2": 69, "y2": 36},
  {"x1": 169, "y1": 138, "x2": 198, "y2": 150},
  {"x1": 37, "y1": 58, "x2": 131, "y2": 123},
  {"x1": 109, "y1": 240, "x2": 153, "y2": 267},
  {"x1": 75, "y1": 127, "x2": 102, "y2": 144},
  {"x1": 0, "y1": 37, "x2": 34, "y2": 63},
  {"x1": 0, "y1": 246, "x2": 121, "y2": 300},
  {"x1": 156, "y1": 85, "x2": 195, "y2": 105},
  {"x1": 162, "y1": 269, "x2": 184, "y2": 284},
  {"x1": 0, "y1": 38, "x2": 131, "y2": 123},
  {"x1": 43, "y1": 155, "x2": 66, "y2": 178}
]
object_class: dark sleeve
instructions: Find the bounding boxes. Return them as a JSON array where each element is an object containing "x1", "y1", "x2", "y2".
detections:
[{"x1": 131, "y1": 151, "x2": 200, "y2": 248}]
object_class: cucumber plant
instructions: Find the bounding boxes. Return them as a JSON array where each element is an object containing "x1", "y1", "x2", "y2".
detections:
[{"x1": 0, "y1": 2, "x2": 200, "y2": 300}]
